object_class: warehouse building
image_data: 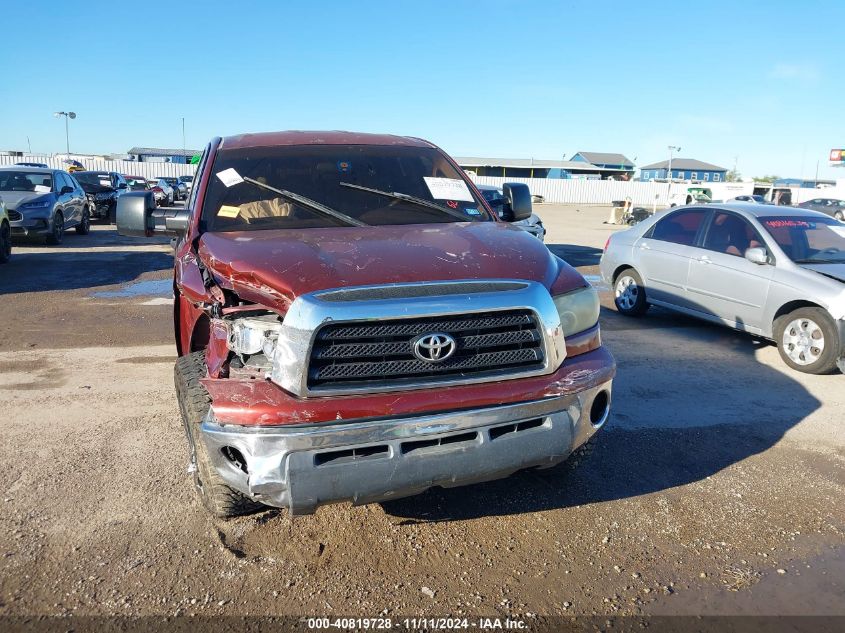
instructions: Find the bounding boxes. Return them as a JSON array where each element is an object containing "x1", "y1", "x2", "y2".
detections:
[
  {"x1": 640, "y1": 158, "x2": 727, "y2": 182},
  {"x1": 127, "y1": 146, "x2": 202, "y2": 164},
  {"x1": 569, "y1": 152, "x2": 635, "y2": 180},
  {"x1": 455, "y1": 156, "x2": 603, "y2": 179}
]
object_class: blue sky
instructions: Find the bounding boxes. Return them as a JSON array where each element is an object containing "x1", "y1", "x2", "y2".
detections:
[{"x1": 2, "y1": 0, "x2": 842, "y2": 180}]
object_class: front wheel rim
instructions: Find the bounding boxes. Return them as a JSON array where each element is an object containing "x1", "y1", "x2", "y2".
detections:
[
  {"x1": 782, "y1": 318, "x2": 825, "y2": 365},
  {"x1": 54, "y1": 216, "x2": 63, "y2": 241},
  {"x1": 615, "y1": 275, "x2": 639, "y2": 310}
]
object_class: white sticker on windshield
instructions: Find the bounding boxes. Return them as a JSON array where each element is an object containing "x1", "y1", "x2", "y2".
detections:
[
  {"x1": 99, "y1": 180, "x2": 110, "y2": 186},
  {"x1": 216, "y1": 168, "x2": 244, "y2": 188},
  {"x1": 34, "y1": 185, "x2": 50, "y2": 193},
  {"x1": 423, "y1": 177, "x2": 474, "y2": 202}
]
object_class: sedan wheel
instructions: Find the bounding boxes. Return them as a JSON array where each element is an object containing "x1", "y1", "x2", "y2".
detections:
[
  {"x1": 0, "y1": 221, "x2": 11, "y2": 263},
  {"x1": 775, "y1": 308, "x2": 840, "y2": 374},
  {"x1": 46, "y1": 212, "x2": 64, "y2": 245},
  {"x1": 613, "y1": 269, "x2": 649, "y2": 316},
  {"x1": 75, "y1": 208, "x2": 91, "y2": 235},
  {"x1": 835, "y1": 210, "x2": 844, "y2": 222}
]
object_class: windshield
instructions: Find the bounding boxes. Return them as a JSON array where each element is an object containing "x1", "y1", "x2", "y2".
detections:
[
  {"x1": 126, "y1": 177, "x2": 148, "y2": 190},
  {"x1": 760, "y1": 216, "x2": 845, "y2": 263},
  {"x1": 181, "y1": 175, "x2": 193, "y2": 182},
  {"x1": 159, "y1": 177, "x2": 177, "y2": 185},
  {"x1": 0, "y1": 170, "x2": 53, "y2": 192},
  {"x1": 73, "y1": 172, "x2": 113, "y2": 187},
  {"x1": 201, "y1": 144, "x2": 491, "y2": 232}
]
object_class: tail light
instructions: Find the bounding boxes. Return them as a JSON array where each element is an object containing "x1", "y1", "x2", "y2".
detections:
[{"x1": 152, "y1": 186, "x2": 163, "y2": 193}]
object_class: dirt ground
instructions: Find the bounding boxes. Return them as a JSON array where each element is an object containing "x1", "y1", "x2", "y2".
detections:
[{"x1": 0, "y1": 207, "x2": 843, "y2": 626}]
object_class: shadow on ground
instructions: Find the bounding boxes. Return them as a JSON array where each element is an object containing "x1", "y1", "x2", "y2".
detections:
[{"x1": 547, "y1": 243, "x2": 604, "y2": 267}]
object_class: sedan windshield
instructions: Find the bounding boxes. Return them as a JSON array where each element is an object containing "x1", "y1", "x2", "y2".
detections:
[
  {"x1": 73, "y1": 172, "x2": 113, "y2": 187},
  {"x1": 200, "y1": 144, "x2": 490, "y2": 232},
  {"x1": 0, "y1": 170, "x2": 53, "y2": 192},
  {"x1": 760, "y1": 216, "x2": 845, "y2": 263}
]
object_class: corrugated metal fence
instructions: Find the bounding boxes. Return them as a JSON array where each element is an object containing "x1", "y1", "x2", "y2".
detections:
[{"x1": 0, "y1": 154, "x2": 196, "y2": 178}]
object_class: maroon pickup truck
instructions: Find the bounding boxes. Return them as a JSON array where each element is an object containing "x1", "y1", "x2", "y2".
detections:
[{"x1": 117, "y1": 131, "x2": 615, "y2": 517}]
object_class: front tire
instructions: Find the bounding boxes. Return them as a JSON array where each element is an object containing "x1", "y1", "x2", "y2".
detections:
[
  {"x1": 774, "y1": 308, "x2": 841, "y2": 374},
  {"x1": 45, "y1": 211, "x2": 64, "y2": 245},
  {"x1": 0, "y1": 221, "x2": 11, "y2": 263},
  {"x1": 835, "y1": 210, "x2": 844, "y2": 222},
  {"x1": 613, "y1": 268, "x2": 649, "y2": 316},
  {"x1": 174, "y1": 351, "x2": 265, "y2": 518},
  {"x1": 75, "y1": 208, "x2": 91, "y2": 234}
]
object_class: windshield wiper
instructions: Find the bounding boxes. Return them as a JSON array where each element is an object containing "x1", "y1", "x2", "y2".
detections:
[
  {"x1": 242, "y1": 176, "x2": 367, "y2": 227},
  {"x1": 793, "y1": 258, "x2": 845, "y2": 264},
  {"x1": 339, "y1": 182, "x2": 474, "y2": 223}
]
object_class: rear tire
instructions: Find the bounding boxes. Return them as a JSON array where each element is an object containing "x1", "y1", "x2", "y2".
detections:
[
  {"x1": 45, "y1": 211, "x2": 64, "y2": 245},
  {"x1": 835, "y1": 210, "x2": 844, "y2": 222},
  {"x1": 75, "y1": 208, "x2": 91, "y2": 235},
  {"x1": 613, "y1": 268, "x2": 649, "y2": 316},
  {"x1": 774, "y1": 308, "x2": 841, "y2": 374},
  {"x1": 0, "y1": 221, "x2": 11, "y2": 263},
  {"x1": 174, "y1": 351, "x2": 264, "y2": 518}
]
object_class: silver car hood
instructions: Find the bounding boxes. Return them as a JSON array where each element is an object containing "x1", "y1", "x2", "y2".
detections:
[
  {"x1": 800, "y1": 263, "x2": 845, "y2": 284},
  {"x1": 0, "y1": 191, "x2": 52, "y2": 210}
]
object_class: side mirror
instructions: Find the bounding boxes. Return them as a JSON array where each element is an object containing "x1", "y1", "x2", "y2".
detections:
[
  {"x1": 117, "y1": 191, "x2": 190, "y2": 237},
  {"x1": 745, "y1": 247, "x2": 769, "y2": 265},
  {"x1": 502, "y1": 183, "x2": 532, "y2": 222},
  {"x1": 117, "y1": 182, "x2": 128, "y2": 190},
  {"x1": 60, "y1": 185, "x2": 74, "y2": 195}
]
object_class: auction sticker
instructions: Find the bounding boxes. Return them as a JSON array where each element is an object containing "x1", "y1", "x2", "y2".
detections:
[
  {"x1": 216, "y1": 168, "x2": 244, "y2": 188},
  {"x1": 423, "y1": 177, "x2": 474, "y2": 202}
]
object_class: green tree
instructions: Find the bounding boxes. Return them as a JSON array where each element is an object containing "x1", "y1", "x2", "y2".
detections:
[
  {"x1": 725, "y1": 169, "x2": 742, "y2": 182},
  {"x1": 753, "y1": 175, "x2": 779, "y2": 183}
]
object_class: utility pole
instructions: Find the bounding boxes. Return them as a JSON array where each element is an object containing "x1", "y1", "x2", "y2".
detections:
[
  {"x1": 182, "y1": 117, "x2": 186, "y2": 161},
  {"x1": 667, "y1": 145, "x2": 681, "y2": 202},
  {"x1": 53, "y1": 111, "x2": 77, "y2": 155}
]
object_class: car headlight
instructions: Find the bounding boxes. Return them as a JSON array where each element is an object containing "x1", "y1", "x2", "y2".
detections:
[
  {"x1": 20, "y1": 200, "x2": 51, "y2": 209},
  {"x1": 553, "y1": 285, "x2": 600, "y2": 336},
  {"x1": 227, "y1": 314, "x2": 283, "y2": 362}
]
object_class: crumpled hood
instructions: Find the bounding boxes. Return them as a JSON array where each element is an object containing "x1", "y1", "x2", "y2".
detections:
[
  {"x1": 77, "y1": 182, "x2": 115, "y2": 195},
  {"x1": 1, "y1": 191, "x2": 54, "y2": 210},
  {"x1": 800, "y1": 263, "x2": 845, "y2": 284},
  {"x1": 198, "y1": 222, "x2": 582, "y2": 312}
]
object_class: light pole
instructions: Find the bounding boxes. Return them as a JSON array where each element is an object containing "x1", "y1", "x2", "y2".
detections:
[
  {"x1": 667, "y1": 145, "x2": 681, "y2": 202},
  {"x1": 53, "y1": 111, "x2": 76, "y2": 155}
]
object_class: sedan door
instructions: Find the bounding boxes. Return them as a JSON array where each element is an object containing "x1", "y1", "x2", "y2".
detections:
[
  {"x1": 635, "y1": 207, "x2": 710, "y2": 308},
  {"x1": 685, "y1": 210, "x2": 775, "y2": 333}
]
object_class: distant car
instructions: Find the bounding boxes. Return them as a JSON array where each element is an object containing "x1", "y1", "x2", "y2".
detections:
[
  {"x1": 798, "y1": 198, "x2": 845, "y2": 221},
  {"x1": 731, "y1": 194, "x2": 768, "y2": 204},
  {"x1": 668, "y1": 187, "x2": 712, "y2": 207},
  {"x1": 15, "y1": 161, "x2": 49, "y2": 168},
  {"x1": 476, "y1": 184, "x2": 546, "y2": 241},
  {"x1": 160, "y1": 176, "x2": 187, "y2": 200},
  {"x1": 0, "y1": 167, "x2": 90, "y2": 244},
  {"x1": 147, "y1": 178, "x2": 174, "y2": 206},
  {"x1": 72, "y1": 171, "x2": 129, "y2": 223},
  {"x1": 600, "y1": 203, "x2": 845, "y2": 374},
  {"x1": 0, "y1": 195, "x2": 11, "y2": 263},
  {"x1": 176, "y1": 174, "x2": 193, "y2": 194}
]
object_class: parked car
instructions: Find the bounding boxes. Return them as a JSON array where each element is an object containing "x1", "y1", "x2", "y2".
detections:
[
  {"x1": 72, "y1": 171, "x2": 129, "y2": 223},
  {"x1": 600, "y1": 203, "x2": 845, "y2": 374},
  {"x1": 158, "y1": 176, "x2": 188, "y2": 201},
  {"x1": 15, "y1": 161, "x2": 49, "y2": 168},
  {"x1": 0, "y1": 167, "x2": 90, "y2": 244},
  {"x1": 116, "y1": 130, "x2": 615, "y2": 518},
  {"x1": 668, "y1": 186, "x2": 712, "y2": 207},
  {"x1": 147, "y1": 178, "x2": 174, "y2": 206},
  {"x1": 477, "y1": 184, "x2": 546, "y2": 241},
  {"x1": 798, "y1": 198, "x2": 845, "y2": 221},
  {"x1": 0, "y1": 195, "x2": 11, "y2": 263},
  {"x1": 731, "y1": 194, "x2": 767, "y2": 204},
  {"x1": 177, "y1": 174, "x2": 194, "y2": 194}
]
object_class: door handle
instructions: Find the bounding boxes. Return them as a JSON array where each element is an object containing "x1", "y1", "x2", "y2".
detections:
[
  {"x1": 698, "y1": 255, "x2": 711, "y2": 264},
  {"x1": 639, "y1": 242, "x2": 650, "y2": 250}
]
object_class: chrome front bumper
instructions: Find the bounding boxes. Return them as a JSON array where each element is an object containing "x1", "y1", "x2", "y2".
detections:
[{"x1": 200, "y1": 380, "x2": 612, "y2": 515}]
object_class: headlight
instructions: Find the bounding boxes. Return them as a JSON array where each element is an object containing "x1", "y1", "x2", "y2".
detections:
[
  {"x1": 20, "y1": 200, "x2": 51, "y2": 209},
  {"x1": 553, "y1": 285, "x2": 600, "y2": 336},
  {"x1": 228, "y1": 314, "x2": 283, "y2": 361}
]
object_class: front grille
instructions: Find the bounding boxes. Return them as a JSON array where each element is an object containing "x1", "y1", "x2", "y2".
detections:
[
  {"x1": 7, "y1": 210, "x2": 22, "y2": 221},
  {"x1": 308, "y1": 310, "x2": 544, "y2": 390}
]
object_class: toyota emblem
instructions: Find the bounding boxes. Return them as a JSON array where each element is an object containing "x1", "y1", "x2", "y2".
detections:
[{"x1": 412, "y1": 332, "x2": 456, "y2": 363}]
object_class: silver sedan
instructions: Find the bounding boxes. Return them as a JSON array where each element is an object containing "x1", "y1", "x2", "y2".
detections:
[{"x1": 600, "y1": 203, "x2": 845, "y2": 374}]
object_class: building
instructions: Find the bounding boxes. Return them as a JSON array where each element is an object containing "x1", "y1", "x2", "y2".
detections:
[
  {"x1": 640, "y1": 158, "x2": 727, "y2": 183},
  {"x1": 454, "y1": 156, "x2": 603, "y2": 179},
  {"x1": 127, "y1": 147, "x2": 201, "y2": 164},
  {"x1": 569, "y1": 152, "x2": 635, "y2": 180}
]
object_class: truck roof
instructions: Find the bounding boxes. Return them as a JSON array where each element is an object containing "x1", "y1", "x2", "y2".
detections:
[{"x1": 219, "y1": 130, "x2": 435, "y2": 151}]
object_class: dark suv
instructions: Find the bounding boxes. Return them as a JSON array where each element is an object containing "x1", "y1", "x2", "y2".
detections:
[{"x1": 72, "y1": 171, "x2": 129, "y2": 223}]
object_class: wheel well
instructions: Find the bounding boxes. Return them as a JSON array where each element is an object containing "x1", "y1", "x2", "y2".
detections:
[
  {"x1": 190, "y1": 313, "x2": 211, "y2": 352},
  {"x1": 773, "y1": 300, "x2": 824, "y2": 325},
  {"x1": 612, "y1": 265, "x2": 635, "y2": 284}
]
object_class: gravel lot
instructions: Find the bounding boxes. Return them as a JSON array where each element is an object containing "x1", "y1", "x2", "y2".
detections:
[{"x1": 0, "y1": 206, "x2": 843, "y2": 624}]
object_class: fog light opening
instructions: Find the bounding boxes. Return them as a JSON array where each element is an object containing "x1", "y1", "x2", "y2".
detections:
[
  {"x1": 221, "y1": 446, "x2": 248, "y2": 474},
  {"x1": 589, "y1": 390, "x2": 610, "y2": 426}
]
